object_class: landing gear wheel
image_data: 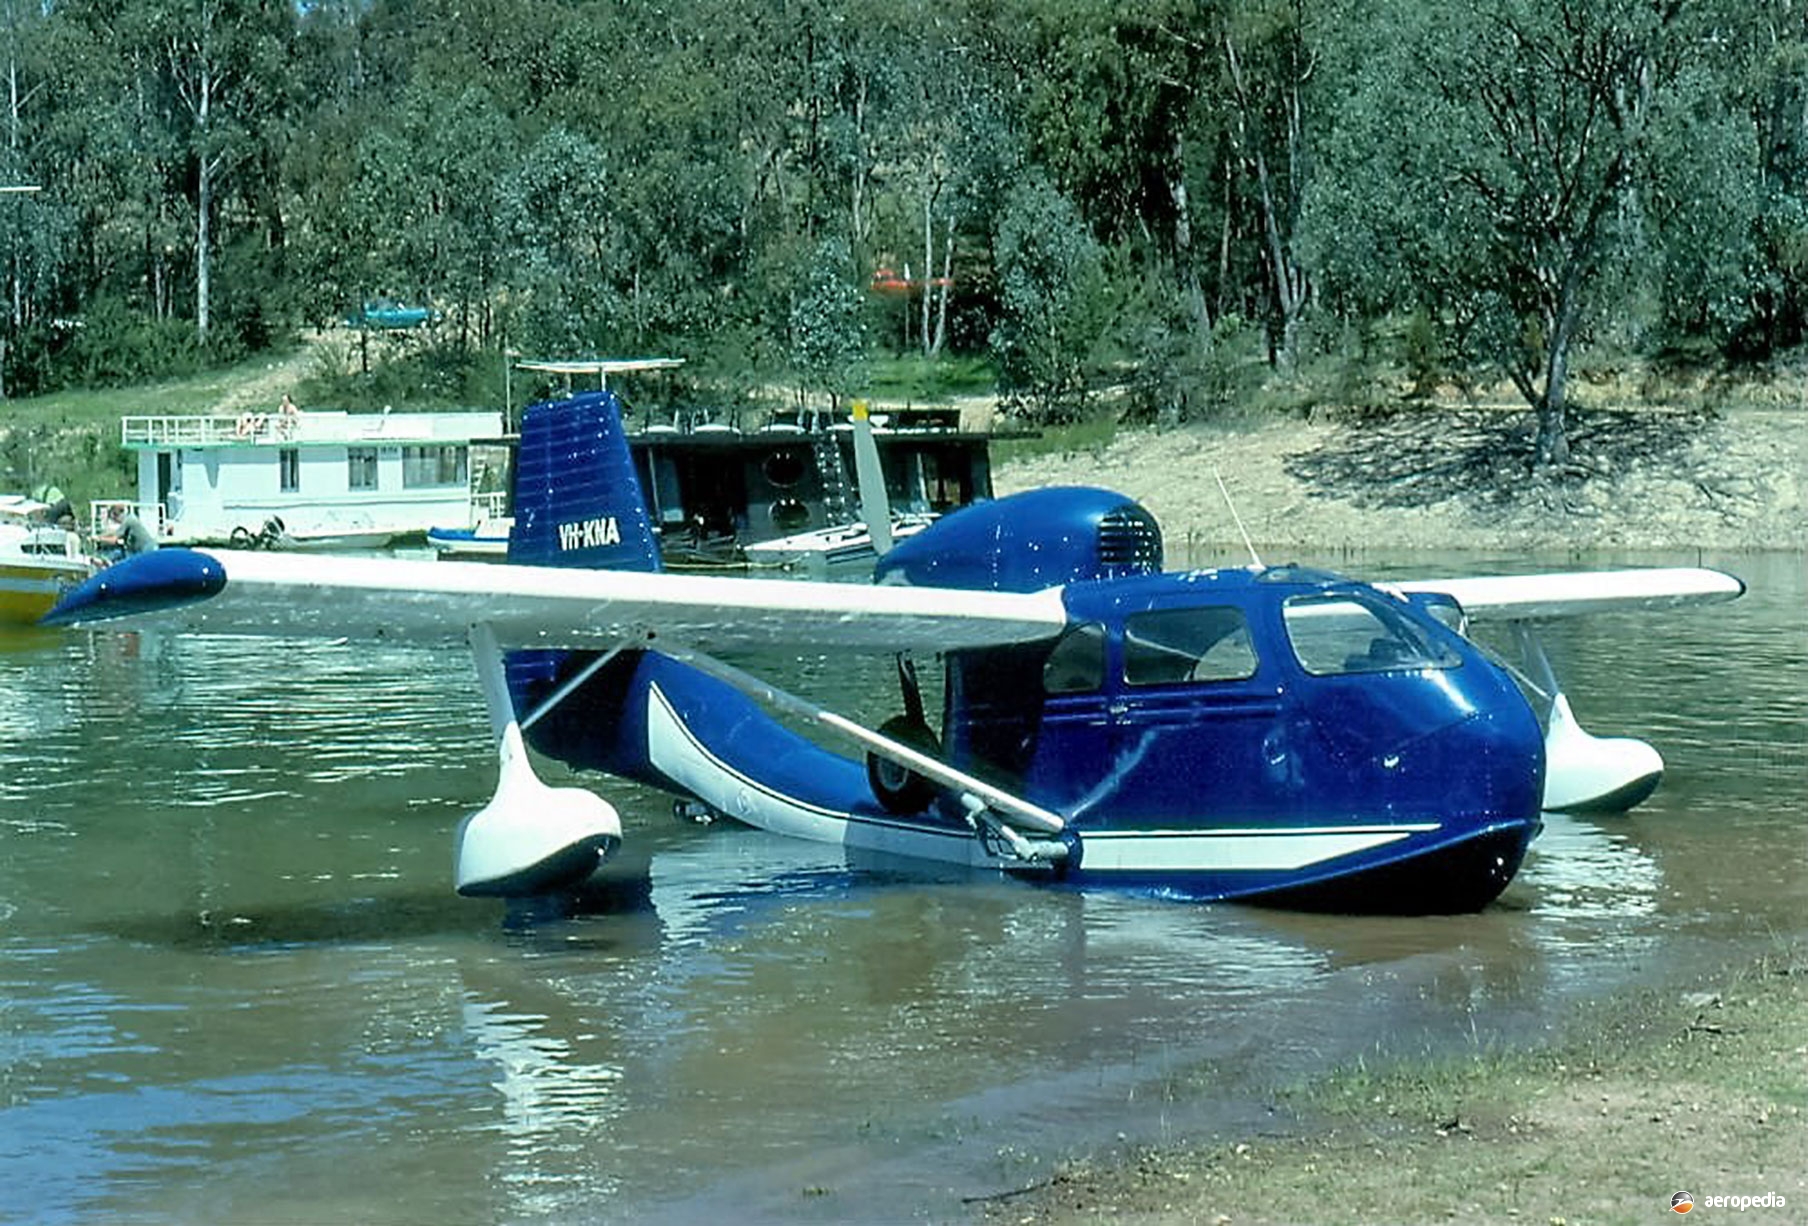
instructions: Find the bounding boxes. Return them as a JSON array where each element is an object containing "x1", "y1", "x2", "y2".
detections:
[{"x1": 866, "y1": 714, "x2": 942, "y2": 815}]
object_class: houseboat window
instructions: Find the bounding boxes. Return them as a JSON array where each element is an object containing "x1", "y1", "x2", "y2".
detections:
[
  {"x1": 1043, "y1": 622, "x2": 1106, "y2": 693},
  {"x1": 279, "y1": 448, "x2": 300, "y2": 493},
  {"x1": 348, "y1": 447, "x2": 379, "y2": 490},
  {"x1": 771, "y1": 498, "x2": 809, "y2": 530},
  {"x1": 1124, "y1": 606, "x2": 1257, "y2": 685},
  {"x1": 762, "y1": 449, "x2": 806, "y2": 489},
  {"x1": 1282, "y1": 594, "x2": 1461, "y2": 676},
  {"x1": 402, "y1": 445, "x2": 467, "y2": 489}
]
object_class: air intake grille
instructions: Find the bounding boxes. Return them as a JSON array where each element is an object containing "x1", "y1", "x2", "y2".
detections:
[{"x1": 1098, "y1": 504, "x2": 1163, "y2": 575}]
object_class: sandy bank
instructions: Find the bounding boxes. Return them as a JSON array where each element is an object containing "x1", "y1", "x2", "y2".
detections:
[{"x1": 994, "y1": 403, "x2": 1807, "y2": 557}]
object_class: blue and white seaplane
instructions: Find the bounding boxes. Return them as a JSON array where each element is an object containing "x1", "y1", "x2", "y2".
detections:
[{"x1": 43, "y1": 390, "x2": 1744, "y2": 913}]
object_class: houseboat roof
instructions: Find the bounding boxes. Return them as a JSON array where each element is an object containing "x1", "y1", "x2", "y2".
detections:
[
  {"x1": 120, "y1": 409, "x2": 504, "y2": 450},
  {"x1": 515, "y1": 358, "x2": 685, "y2": 381}
]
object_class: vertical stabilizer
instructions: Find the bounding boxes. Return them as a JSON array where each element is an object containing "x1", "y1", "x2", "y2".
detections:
[{"x1": 508, "y1": 391, "x2": 662, "y2": 573}]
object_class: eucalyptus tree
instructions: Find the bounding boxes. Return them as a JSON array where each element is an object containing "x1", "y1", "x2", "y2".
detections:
[
  {"x1": 38, "y1": 0, "x2": 178, "y2": 324},
  {"x1": 0, "y1": 0, "x2": 62, "y2": 396},
  {"x1": 965, "y1": 0, "x2": 1326, "y2": 385},
  {"x1": 140, "y1": 0, "x2": 292, "y2": 342},
  {"x1": 1221, "y1": 0, "x2": 1313, "y2": 368},
  {"x1": 1307, "y1": 0, "x2": 1759, "y2": 467},
  {"x1": 849, "y1": 4, "x2": 937, "y2": 355},
  {"x1": 990, "y1": 174, "x2": 1111, "y2": 417},
  {"x1": 395, "y1": 80, "x2": 515, "y2": 349},
  {"x1": 499, "y1": 125, "x2": 623, "y2": 357},
  {"x1": 787, "y1": 234, "x2": 868, "y2": 409},
  {"x1": 1722, "y1": 0, "x2": 1808, "y2": 354},
  {"x1": 570, "y1": 1, "x2": 778, "y2": 357}
]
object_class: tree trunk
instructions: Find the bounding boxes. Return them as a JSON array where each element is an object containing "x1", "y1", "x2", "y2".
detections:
[
  {"x1": 921, "y1": 191, "x2": 934, "y2": 358},
  {"x1": 1535, "y1": 319, "x2": 1573, "y2": 466},
  {"x1": 1224, "y1": 34, "x2": 1307, "y2": 369},
  {"x1": 931, "y1": 214, "x2": 953, "y2": 358},
  {"x1": 1168, "y1": 133, "x2": 1210, "y2": 350},
  {"x1": 192, "y1": 47, "x2": 217, "y2": 342},
  {"x1": 849, "y1": 73, "x2": 869, "y2": 244},
  {"x1": 196, "y1": 154, "x2": 212, "y2": 339}
]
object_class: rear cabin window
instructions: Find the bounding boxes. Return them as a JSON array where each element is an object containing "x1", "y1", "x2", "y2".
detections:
[
  {"x1": 1282, "y1": 594, "x2": 1461, "y2": 676},
  {"x1": 1123, "y1": 606, "x2": 1258, "y2": 685},
  {"x1": 1042, "y1": 622, "x2": 1106, "y2": 693}
]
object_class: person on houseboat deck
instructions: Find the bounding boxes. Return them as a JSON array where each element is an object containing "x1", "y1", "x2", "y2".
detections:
[{"x1": 279, "y1": 392, "x2": 300, "y2": 437}]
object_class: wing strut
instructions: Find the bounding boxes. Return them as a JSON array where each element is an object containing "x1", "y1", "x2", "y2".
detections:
[
  {"x1": 1509, "y1": 623, "x2": 1664, "y2": 813},
  {"x1": 455, "y1": 623, "x2": 624, "y2": 896}
]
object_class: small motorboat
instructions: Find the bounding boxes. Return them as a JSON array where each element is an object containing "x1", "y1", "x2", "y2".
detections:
[
  {"x1": 742, "y1": 513, "x2": 938, "y2": 571},
  {"x1": 0, "y1": 495, "x2": 94, "y2": 626}
]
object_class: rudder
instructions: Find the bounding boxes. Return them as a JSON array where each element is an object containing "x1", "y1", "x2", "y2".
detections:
[{"x1": 507, "y1": 390, "x2": 662, "y2": 574}]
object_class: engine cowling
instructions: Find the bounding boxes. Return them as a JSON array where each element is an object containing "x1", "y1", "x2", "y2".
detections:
[{"x1": 874, "y1": 486, "x2": 1163, "y2": 592}]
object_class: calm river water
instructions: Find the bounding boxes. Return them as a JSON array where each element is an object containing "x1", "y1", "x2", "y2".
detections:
[{"x1": 1, "y1": 549, "x2": 1803, "y2": 1225}]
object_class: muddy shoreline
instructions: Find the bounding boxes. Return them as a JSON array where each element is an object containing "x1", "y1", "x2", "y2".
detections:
[{"x1": 970, "y1": 947, "x2": 1808, "y2": 1225}]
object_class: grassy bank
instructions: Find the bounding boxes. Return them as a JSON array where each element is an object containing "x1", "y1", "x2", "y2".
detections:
[
  {"x1": 0, "y1": 348, "x2": 319, "y2": 510},
  {"x1": 982, "y1": 944, "x2": 1808, "y2": 1224}
]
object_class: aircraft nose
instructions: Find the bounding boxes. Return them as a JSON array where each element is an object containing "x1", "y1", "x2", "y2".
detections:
[{"x1": 1417, "y1": 703, "x2": 1547, "y2": 823}]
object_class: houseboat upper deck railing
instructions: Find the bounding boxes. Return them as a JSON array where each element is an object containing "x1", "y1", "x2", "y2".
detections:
[{"x1": 121, "y1": 409, "x2": 502, "y2": 449}]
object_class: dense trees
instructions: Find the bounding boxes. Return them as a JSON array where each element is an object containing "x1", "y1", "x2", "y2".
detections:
[{"x1": 2, "y1": 0, "x2": 1804, "y2": 467}]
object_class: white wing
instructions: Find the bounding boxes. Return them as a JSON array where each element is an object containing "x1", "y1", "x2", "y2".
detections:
[
  {"x1": 1394, "y1": 567, "x2": 1744, "y2": 621},
  {"x1": 45, "y1": 548, "x2": 1070, "y2": 652}
]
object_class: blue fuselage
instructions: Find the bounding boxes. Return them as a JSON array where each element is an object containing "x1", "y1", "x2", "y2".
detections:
[
  {"x1": 514, "y1": 565, "x2": 1544, "y2": 912},
  {"x1": 952, "y1": 567, "x2": 1540, "y2": 831}
]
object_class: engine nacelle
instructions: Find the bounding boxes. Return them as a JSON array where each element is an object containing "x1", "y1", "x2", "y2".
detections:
[{"x1": 874, "y1": 486, "x2": 1163, "y2": 592}]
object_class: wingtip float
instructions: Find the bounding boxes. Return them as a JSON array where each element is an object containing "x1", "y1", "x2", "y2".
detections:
[{"x1": 41, "y1": 548, "x2": 228, "y2": 627}]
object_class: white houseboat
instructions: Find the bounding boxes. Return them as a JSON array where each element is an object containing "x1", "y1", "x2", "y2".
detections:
[{"x1": 113, "y1": 407, "x2": 504, "y2": 549}]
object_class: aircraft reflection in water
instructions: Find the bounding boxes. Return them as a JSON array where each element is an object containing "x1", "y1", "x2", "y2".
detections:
[
  {"x1": 449, "y1": 832, "x2": 1344, "y2": 1218},
  {"x1": 44, "y1": 388, "x2": 1743, "y2": 914},
  {"x1": 449, "y1": 813, "x2": 1685, "y2": 1223}
]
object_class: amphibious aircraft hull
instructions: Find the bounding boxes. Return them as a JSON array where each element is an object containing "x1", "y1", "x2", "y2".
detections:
[{"x1": 514, "y1": 647, "x2": 1542, "y2": 914}]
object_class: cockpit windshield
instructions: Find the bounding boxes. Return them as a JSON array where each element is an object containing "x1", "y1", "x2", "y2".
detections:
[{"x1": 1281, "y1": 593, "x2": 1461, "y2": 676}]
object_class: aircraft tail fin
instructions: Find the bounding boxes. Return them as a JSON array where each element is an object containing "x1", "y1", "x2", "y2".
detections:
[{"x1": 507, "y1": 390, "x2": 662, "y2": 574}]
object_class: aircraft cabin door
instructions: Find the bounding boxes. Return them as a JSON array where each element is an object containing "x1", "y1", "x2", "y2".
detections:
[
  {"x1": 1104, "y1": 604, "x2": 1287, "y2": 825},
  {"x1": 1014, "y1": 623, "x2": 1114, "y2": 816}
]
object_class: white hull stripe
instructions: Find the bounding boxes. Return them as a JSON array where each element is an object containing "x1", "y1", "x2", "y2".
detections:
[
  {"x1": 647, "y1": 681, "x2": 848, "y2": 827},
  {"x1": 1077, "y1": 826, "x2": 1436, "y2": 872}
]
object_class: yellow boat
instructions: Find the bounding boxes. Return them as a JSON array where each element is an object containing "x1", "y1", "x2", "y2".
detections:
[{"x1": 0, "y1": 495, "x2": 94, "y2": 625}]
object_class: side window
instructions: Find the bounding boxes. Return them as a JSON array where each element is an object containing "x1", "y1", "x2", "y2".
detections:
[
  {"x1": 1282, "y1": 594, "x2": 1461, "y2": 675},
  {"x1": 1042, "y1": 622, "x2": 1106, "y2": 694},
  {"x1": 1124, "y1": 606, "x2": 1258, "y2": 686},
  {"x1": 348, "y1": 447, "x2": 379, "y2": 490}
]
